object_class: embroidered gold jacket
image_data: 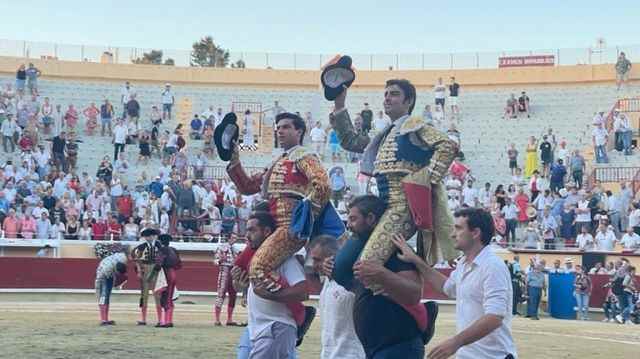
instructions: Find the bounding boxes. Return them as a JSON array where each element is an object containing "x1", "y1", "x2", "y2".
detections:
[{"x1": 227, "y1": 147, "x2": 330, "y2": 225}]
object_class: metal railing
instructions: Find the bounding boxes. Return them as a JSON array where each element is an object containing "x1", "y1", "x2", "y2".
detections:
[
  {"x1": 1, "y1": 38, "x2": 638, "y2": 70},
  {"x1": 188, "y1": 165, "x2": 266, "y2": 181},
  {"x1": 591, "y1": 166, "x2": 640, "y2": 183}
]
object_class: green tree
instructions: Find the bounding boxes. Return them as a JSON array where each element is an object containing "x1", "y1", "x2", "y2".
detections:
[
  {"x1": 133, "y1": 49, "x2": 175, "y2": 66},
  {"x1": 133, "y1": 49, "x2": 164, "y2": 65},
  {"x1": 231, "y1": 59, "x2": 246, "y2": 69},
  {"x1": 190, "y1": 36, "x2": 230, "y2": 67}
]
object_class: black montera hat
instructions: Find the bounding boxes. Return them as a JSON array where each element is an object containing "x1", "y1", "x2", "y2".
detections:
[
  {"x1": 321, "y1": 55, "x2": 355, "y2": 101},
  {"x1": 140, "y1": 228, "x2": 160, "y2": 237},
  {"x1": 214, "y1": 112, "x2": 239, "y2": 161}
]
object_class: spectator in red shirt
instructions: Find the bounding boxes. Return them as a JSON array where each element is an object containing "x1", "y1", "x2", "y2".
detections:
[
  {"x1": 92, "y1": 218, "x2": 108, "y2": 240},
  {"x1": 68, "y1": 175, "x2": 81, "y2": 194},
  {"x1": 116, "y1": 191, "x2": 133, "y2": 221},
  {"x1": 107, "y1": 215, "x2": 121, "y2": 240},
  {"x1": 18, "y1": 132, "x2": 34, "y2": 152}
]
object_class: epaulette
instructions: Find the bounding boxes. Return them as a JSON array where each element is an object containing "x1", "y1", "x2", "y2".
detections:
[
  {"x1": 398, "y1": 116, "x2": 426, "y2": 135},
  {"x1": 288, "y1": 146, "x2": 319, "y2": 162},
  {"x1": 416, "y1": 123, "x2": 451, "y2": 144}
]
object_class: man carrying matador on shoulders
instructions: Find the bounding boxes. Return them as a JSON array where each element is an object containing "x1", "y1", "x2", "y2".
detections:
[{"x1": 215, "y1": 111, "x2": 344, "y2": 343}]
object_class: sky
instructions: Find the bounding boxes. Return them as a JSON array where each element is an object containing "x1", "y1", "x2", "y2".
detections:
[{"x1": 1, "y1": 0, "x2": 638, "y2": 55}]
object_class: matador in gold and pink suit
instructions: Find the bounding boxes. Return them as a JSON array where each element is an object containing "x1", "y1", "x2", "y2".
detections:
[
  {"x1": 227, "y1": 146, "x2": 330, "y2": 291},
  {"x1": 330, "y1": 108, "x2": 458, "y2": 280}
]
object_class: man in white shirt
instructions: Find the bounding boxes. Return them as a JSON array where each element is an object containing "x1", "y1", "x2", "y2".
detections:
[
  {"x1": 433, "y1": 77, "x2": 447, "y2": 119},
  {"x1": 595, "y1": 224, "x2": 617, "y2": 251},
  {"x1": 31, "y1": 201, "x2": 49, "y2": 219},
  {"x1": 619, "y1": 227, "x2": 640, "y2": 250},
  {"x1": 575, "y1": 194, "x2": 592, "y2": 234},
  {"x1": 161, "y1": 83, "x2": 175, "y2": 121},
  {"x1": 393, "y1": 208, "x2": 517, "y2": 359},
  {"x1": 592, "y1": 122, "x2": 609, "y2": 163},
  {"x1": 120, "y1": 81, "x2": 132, "y2": 117},
  {"x1": 533, "y1": 190, "x2": 553, "y2": 220},
  {"x1": 308, "y1": 235, "x2": 365, "y2": 359},
  {"x1": 1, "y1": 116, "x2": 17, "y2": 153},
  {"x1": 112, "y1": 119, "x2": 128, "y2": 160},
  {"x1": 576, "y1": 225, "x2": 595, "y2": 251},
  {"x1": 245, "y1": 213, "x2": 309, "y2": 358},
  {"x1": 478, "y1": 182, "x2": 492, "y2": 209},
  {"x1": 502, "y1": 197, "x2": 519, "y2": 245},
  {"x1": 462, "y1": 180, "x2": 479, "y2": 208},
  {"x1": 309, "y1": 121, "x2": 327, "y2": 159},
  {"x1": 373, "y1": 111, "x2": 389, "y2": 133}
]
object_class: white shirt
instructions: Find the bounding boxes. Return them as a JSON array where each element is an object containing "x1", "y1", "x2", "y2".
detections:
[
  {"x1": 442, "y1": 245, "x2": 517, "y2": 359},
  {"x1": 319, "y1": 279, "x2": 365, "y2": 359},
  {"x1": 576, "y1": 233, "x2": 594, "y2": 251},
  {"x1": 120, "y1": 86, "x2": 131, "y2": 104},
  {"x1": 613, "y1": 116, "x2": 631, "y2": 132},
  {"x1": 592, "y1": 127, "x2": 608, "y2": 146},
  {"x1": 575, "y1": 200, "x2": 591, "y2": 222},
  {"x1": 248, "y1": 257, "x2": 305, "y2": 340},
  {"x1": 478, "y1": 189, "x2": 492, "y2": 208},
  {"x1": 202, "y1": 191, "x2": 217, "y2": 211},
  {"x1": 557, "y1": 147, "x2": 569, "y2": 162},
  {"x1": 160, "y1": 192, "x2": 173, "y2": 211},
  {"x1": 374, "y1": 116, "x2": 389, "y2": 132},
  {"x1": 160, "y1": 213, "x2": 169, "y2": 234},
  {"x1": 310, "y1": 127, "x2": 326, "y2": 142},
  {"x1": 620, "y1": 233, "x2": 640, "y2": 249},
  {"x1": 462, "y1": 187, "x2": 478, "y2": 207},
  {"x1": 534, "y1": 195, "x2": 552, "y2": 211},
  {"x1": 113, "y1": 124, "x2": 128, "y2": 144},
  {"x1": 161, "y1": 89, "x2": 174, "y2": 105},
  {"x1": 502, "y1": 204, "x2": 519, "y2": 220},
  {"x1": 167, "y1": 134, "x2": 178, "y2": 148},
  {"x1": 595, "y1": 230, "x2": 617, "y2": 251},
  {"x1": 629, "y1": 209, "x2": 640, "y2": 227},
  {"x1": 434, "y1": 84, "x2": 446, "y2": 99},
  {"x1": 1, "y1": 120, "x2": 16, "y2": 136}
]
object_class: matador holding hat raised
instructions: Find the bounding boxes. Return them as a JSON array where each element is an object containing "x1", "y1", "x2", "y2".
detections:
[{"x1": 330, "y1": 78, "x2": 458, "y2": 290}]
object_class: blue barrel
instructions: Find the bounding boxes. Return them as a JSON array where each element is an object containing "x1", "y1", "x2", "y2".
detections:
[{"x1": 548, "y1": 273, "x2": 576, "y2": 320}]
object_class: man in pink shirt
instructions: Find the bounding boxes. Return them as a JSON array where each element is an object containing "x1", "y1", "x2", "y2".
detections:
[
  {"x1": 2, "y1": 209, "x2": 20, "y2": 238},
  {"x1": 20, "y1": 213, "x2": 37, "y2": 239}
]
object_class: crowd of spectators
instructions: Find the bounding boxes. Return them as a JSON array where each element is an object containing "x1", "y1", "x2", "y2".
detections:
[
  {"x1": 439, "y1": 118, "x2": 640, "y2": 253},
  {"x1": 0, "y1": 67, "x2": 267, "y2": 242}
]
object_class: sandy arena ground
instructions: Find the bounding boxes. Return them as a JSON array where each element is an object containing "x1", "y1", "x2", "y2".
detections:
[{"x1": 0, "y1": 293, "x2": 638, "y2": 359}]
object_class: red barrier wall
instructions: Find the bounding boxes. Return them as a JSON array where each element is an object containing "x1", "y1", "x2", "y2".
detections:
[{"x1": 0, "y1": 258, "x2": 451, "y2": 300}]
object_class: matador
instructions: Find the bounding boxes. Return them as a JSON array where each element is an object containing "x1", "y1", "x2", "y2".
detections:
[
  {"x1": 330, "y1": 79, "x2": 458, "y2": 286},
  {"x1": 226, "y1": 112, "x2": 331, "y2": 291}
]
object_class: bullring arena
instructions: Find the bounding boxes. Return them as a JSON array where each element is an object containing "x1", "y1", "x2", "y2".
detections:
[{"x1": 1, "y1": 36, "x2": 640, "y2": 359}]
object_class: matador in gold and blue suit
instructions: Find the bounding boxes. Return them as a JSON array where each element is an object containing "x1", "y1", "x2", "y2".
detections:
[{"x1": 330, "y1": 105, "x2": 458, "y2": 287}]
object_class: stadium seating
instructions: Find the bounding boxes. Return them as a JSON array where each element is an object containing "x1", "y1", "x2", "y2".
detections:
[{"x1": 0, "y1": 74, "x2": 630, "y2": 186}]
